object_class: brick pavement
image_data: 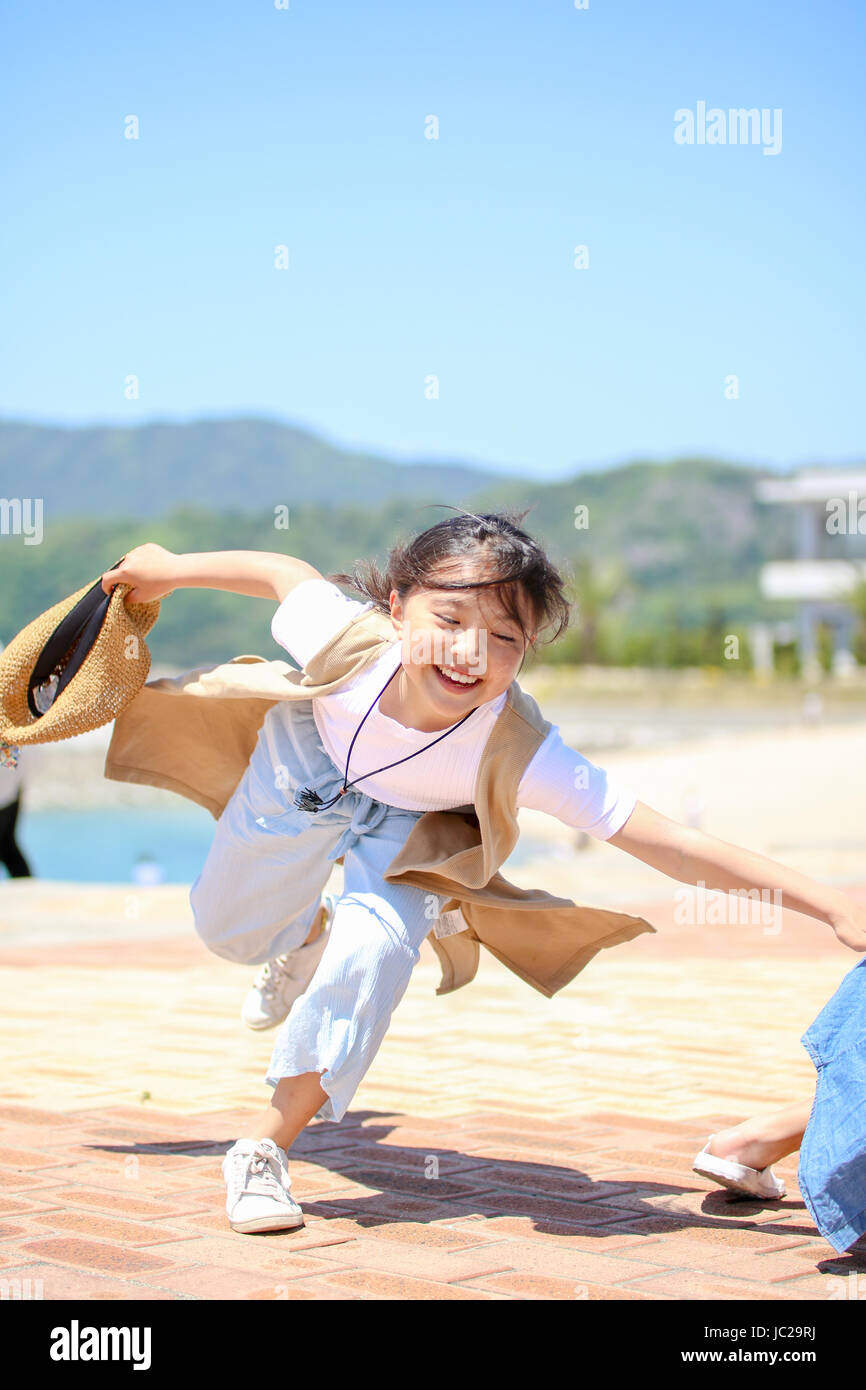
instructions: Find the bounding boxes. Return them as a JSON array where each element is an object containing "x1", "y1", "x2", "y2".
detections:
[
  {"x1": 1, "y1": 875, "x2": 864, "y2": 1300},
  {"x1": 0, "y1": 1100, "x2": 863, "y2": 1301}
]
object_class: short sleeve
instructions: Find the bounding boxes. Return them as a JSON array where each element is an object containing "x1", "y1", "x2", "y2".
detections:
[
  {"x1": 516, "y1": 725, "x2": 637, "y2": 840},
  {"x1": 271, "y1": 579, "x2": 372, "y2": 668}
]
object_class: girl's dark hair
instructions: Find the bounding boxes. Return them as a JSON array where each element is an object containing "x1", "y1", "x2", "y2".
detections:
[{"x1": 326, "y1": 507, "x2": 572, "y2": 671}]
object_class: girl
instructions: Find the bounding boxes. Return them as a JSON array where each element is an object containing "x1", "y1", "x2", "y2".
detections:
[{"x1": 100, "y1": 511, "x2": 866, "y2": 1236}]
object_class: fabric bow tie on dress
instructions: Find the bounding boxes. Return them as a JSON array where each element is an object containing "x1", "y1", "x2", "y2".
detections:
[{"x1": 326, "y1": 794, "x2": 393, "y2": 865}]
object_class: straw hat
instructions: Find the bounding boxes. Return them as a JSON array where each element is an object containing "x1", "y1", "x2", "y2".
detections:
[{"x1": 0, "y1": 555, "x2": 161, "y2": 763}]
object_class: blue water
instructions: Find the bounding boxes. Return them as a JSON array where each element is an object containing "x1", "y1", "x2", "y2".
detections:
[
  {"x1": 12, "y1": 807, "x2": 218, "y2": 884},
  {"x1": 7, "y1": 806, "x2": 547, "y2": 883}
]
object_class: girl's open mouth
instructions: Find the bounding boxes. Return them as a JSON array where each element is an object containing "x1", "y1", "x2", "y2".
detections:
[{"x1": 432, "y1": 663, "x2": 481, "y2": 692}]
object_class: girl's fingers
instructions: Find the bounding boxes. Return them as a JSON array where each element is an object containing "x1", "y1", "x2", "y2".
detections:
[{"x1": 101, "y1": 567, "x2": 127, "y2": 595}]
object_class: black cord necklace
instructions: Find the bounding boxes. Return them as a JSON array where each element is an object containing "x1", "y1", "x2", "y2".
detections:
[{"x1": 294, "y1": 661, "x2": 480, "y2": 812}]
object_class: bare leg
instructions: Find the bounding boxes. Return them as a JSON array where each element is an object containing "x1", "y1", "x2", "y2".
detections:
[
  {"x1": 707, "y1": 1099, "x2": 814, "y2": 1169},
  {"x1": 240, "y1": 1072, "x2": 330, "y2": 1152},
  {"x1": 238, "y1": 905, "x2": 330, "y2": 1151}
]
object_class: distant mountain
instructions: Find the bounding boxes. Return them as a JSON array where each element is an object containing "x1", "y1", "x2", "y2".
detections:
[
  {"x1": 4, "y1": 414, "x2": 865, "y2": 668},
  {"x1": 3, "y1": 415, "x2": 515, "y2": 518},
  {"x1": 464, "y1": 454, "x2": 794, "y2": 590}
]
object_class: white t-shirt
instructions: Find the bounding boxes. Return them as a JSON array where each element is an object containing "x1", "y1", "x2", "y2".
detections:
[{"x1": 270, "y1": 580, "x2": 637, "y2": 840}]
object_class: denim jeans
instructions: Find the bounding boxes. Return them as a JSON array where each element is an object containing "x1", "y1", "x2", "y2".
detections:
[
  {"x1": 798, "y1": 955, "x2": 866, "y2": 1252},
  {"x1": 188, "y1": 698, "x2": 447, "y2": 1123}
]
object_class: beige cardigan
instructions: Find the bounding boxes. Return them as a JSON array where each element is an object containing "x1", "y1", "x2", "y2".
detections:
[{"x1": 104, "y1": 597, "x2": 656, "y2": 997}]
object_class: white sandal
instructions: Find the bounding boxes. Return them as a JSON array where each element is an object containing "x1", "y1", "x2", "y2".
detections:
[{"x1": 692, "y1": 1134, "x2": 787, "y2": 1199}]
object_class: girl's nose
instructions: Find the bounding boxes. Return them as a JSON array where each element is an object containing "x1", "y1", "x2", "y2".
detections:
[{"x1": 450, "y1": 629, "x2": 486, "y2": 670}]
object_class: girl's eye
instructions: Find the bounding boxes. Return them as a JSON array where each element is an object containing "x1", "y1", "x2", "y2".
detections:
[{"x1": 435, "y1": 614, "x2": 515, "y2": 643}]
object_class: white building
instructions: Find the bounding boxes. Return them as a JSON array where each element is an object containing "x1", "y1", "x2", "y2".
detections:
[{"x1": 752, "y1": 470, "x2": 866, "y2": 677}]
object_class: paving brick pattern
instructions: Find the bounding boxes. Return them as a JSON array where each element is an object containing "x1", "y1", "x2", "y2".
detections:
[{"x1": 0, "y1": 1101, "x2": 863, "y2": 1301}]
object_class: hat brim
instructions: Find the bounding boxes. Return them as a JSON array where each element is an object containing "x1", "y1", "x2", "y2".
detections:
[{"x1": 0, "y1": 577, "x2": 160, "y2": 746}]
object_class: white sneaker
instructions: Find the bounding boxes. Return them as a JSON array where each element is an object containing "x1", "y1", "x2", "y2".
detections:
[
  {"x1": 240, "y1": 893, "x2": 337, "y2": 1031},
  {"x1": 222, "y1": 1137, "x2": 305, "y2": 1233}
]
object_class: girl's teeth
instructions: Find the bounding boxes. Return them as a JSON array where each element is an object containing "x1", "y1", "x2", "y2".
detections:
[{"x1": 436, "y1": 665, "x2": 478, "y2": 686}]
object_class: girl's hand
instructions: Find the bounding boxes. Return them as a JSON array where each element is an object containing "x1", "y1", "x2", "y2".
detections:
[
  {"x1": 829, "y1": 902, "x2": 866, "y2": 953},
  {"x1": 100, "y1": 543, "x2": 179, "y2": 604}
]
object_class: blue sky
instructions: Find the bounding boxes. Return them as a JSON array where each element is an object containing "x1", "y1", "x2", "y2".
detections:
[{"x1": 2, "y1": 0, "x2": 863, "y2": 480}]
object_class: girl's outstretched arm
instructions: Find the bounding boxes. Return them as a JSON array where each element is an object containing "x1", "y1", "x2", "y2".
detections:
[
  {"x1": 606, "y1": 801, "x2": 866, "y2": 953},
  {"x1": 100, "y1": 544, "x2": 323, "y2": 605}
]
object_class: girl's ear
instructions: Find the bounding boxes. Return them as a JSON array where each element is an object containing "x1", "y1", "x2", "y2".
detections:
[{"x1": 388, "y1": 589, "x2": 403, "y2": 625}]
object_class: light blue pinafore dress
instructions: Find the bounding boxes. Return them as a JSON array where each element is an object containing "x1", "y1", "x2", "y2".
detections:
[{"x1": 798, "y1": 955, "x2": 866, "y2": 1252}]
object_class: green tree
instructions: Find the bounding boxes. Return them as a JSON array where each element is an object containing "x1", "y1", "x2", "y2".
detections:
[
  {"x1": 568, "y1": 555, "x2": 630, "y2": 664},
  {"x1": 846, "y1": 579, "x2": 866, "y2": 665}
]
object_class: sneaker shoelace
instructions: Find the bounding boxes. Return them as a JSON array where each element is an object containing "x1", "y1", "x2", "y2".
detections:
[
  {"x1": 231, "y1": 1145, "x2": 290, "y2": 1201},
  {"x1": 256, "y1": 955, "x2": 297, "y2": 1001}
]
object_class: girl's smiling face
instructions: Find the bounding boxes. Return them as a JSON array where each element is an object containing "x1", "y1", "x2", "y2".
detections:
[{"x1": 383, "y1": 557, "x2": 538, "y2": 731}]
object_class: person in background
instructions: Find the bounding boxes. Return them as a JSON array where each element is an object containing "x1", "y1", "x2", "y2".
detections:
[
  {"x1": 0, "y1": 639, "x2": 33, "y2": 879},
  {"x1": 0, "y1": 751, "x2": 31, "y2": 878}
]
